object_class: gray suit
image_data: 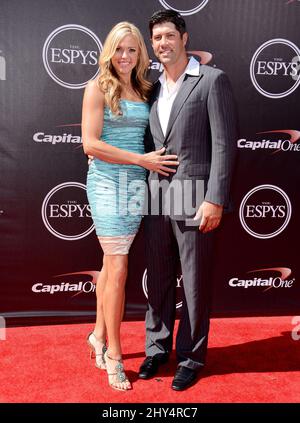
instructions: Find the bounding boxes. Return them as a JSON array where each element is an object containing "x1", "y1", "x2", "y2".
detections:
[{"x1": 144, "y1": 62, "x2": 237, "y2": 370}]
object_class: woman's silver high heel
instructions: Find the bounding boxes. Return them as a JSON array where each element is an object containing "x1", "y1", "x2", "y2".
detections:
[
  {"x1": 87, "y1": 332, "x2": 107, "y2": 369},
  {"x1": 104, "y1": 351, "x2": 132, "y2": 391}
]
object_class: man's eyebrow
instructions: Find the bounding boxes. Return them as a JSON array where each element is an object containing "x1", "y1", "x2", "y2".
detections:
[{"x1": 153, "y1": 31, "x2": 176, "y2": 36}]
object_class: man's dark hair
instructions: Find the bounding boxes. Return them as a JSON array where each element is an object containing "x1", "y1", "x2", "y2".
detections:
[{"x1": 149, "y1": 9, "x2": 186, "y2": 38}]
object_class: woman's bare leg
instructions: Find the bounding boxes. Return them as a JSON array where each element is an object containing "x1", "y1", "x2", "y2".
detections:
[
  {"x1": 103, "y1": 254, "x2": 131, "y2": 390},
  {"x1": 88, "y1": 251, "x2": 108, "y2": 369}
]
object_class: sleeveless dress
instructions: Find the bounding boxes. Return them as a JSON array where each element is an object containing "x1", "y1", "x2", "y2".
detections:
[{"x1": 86, "y1": 99, "x2": 149, "y2": 255}]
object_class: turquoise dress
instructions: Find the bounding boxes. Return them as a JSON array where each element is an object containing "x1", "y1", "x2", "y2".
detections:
[{"x1": 86, "y1": 99, "x2": 149, "y2": 254}]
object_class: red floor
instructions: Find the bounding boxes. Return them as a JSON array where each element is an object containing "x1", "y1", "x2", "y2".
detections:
[{"x1": 0, "y1": 316, "x2": 300, "y2": 403}]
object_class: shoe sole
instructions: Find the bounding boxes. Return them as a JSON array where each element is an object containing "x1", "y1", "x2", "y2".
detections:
[
  {"x1": 138, "y1": 373, "x2": 155, "y2": 380},
  {"x1": 171, "y1": 375, "x2": 197, "y2": 391}
]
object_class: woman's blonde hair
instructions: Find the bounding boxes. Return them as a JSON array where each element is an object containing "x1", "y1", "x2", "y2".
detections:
[{"x1": 97, "y1": 22, "x2": 152, "y2": 115}]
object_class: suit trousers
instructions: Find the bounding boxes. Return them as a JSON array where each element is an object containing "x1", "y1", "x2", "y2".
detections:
[{"x1": 144, "y1": 215, "x2": 215, "y2": 371}]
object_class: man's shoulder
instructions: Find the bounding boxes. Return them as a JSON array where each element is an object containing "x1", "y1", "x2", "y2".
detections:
[
  {"x1": 149, "y1": 80, "x2": 161, "y2": 101},
  {"x1": 200, "y1": 64, "x2": 225, "y2": 78},
  {"x1": 152, "y1": 79, "x2": 161, "y2": 89}
]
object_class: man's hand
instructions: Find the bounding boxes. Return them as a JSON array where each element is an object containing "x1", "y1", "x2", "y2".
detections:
[
  {"x1": 87, "y1": 155, "x2": 94, "y2": 165},
  {"x1": 193, "y1": 201, "x2": 223, "y2": 233}
]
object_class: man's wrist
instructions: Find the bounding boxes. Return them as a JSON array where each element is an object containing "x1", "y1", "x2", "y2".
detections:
[{"x1": 203, "y1": 200, "x2": 223, "y2": 209}]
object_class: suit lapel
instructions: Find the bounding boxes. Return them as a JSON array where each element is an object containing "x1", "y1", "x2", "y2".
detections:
[
  {"x1": 149, "y1": 82, "x2": 164, "y2": 144},
  {"x1": 164, "y1": 73, "x2": 203, "y2": 143}
]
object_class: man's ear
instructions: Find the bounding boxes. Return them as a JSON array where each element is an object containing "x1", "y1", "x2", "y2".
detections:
[{"x1": 183, "y1": 32, "x2": 188, "y2": 46}]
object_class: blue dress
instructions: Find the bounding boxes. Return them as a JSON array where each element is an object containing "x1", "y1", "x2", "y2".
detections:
[{"x1": 86, "y1": 99, "x2": 149, "y2": 254}]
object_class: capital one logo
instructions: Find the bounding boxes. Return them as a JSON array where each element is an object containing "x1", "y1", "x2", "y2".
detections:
[
  {"x1": 158, "y1": 0, "x2": 209, "y2": 15},
  {"x1": 229, "y1": 267, "x2": 295, "y2": 292},
  {"x1": 239, "y1": 185, "x2": 292, "y2": 239},
  {"x1": 41, "y1": 182, "x2": 94, "y2": 240},
  {"x1": 32, "y1": 271, "x2": 98, "y2": 296},
  {"x1": 250, "y1": 38, "x2": 300, "y2": 98},
  {"x1": 237, "y1": 129, "x2": 300, "y2": 153},
  {"x1": 150, "y1": 50, "x2": 212, "y2": 73},
  {"x1": 42, "y1": 24, "x2": 102, "y2": 89},
  {"x1": 142, "y1": 269, "x2": 183, "y2": 308},
  {"x1": 33, "y1": 123, "x2": 82, "y2": 146}
]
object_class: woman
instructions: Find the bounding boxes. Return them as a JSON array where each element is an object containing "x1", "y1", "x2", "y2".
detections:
[{"x1": 82, "y1": 21, "x2": 178, "y2": 391}]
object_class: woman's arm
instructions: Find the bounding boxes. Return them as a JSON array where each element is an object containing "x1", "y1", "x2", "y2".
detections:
[{"x1": 81, "y1": 80, "x2": 179, "y2": 175}]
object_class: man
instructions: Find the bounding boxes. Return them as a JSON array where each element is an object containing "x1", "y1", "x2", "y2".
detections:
[{"x1": 139, "y1": 10, "x2": 238, "y2": 390}]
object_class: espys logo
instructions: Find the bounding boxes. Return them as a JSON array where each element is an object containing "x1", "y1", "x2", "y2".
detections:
[
  {"x1": 41, "y1": 182, "x2": 94, "y2": 240},
  {"x1": 237, "y1": 129, "x2": 300, "y2": 153},
  {"x1": 32, "y1": 271, "x2": 98, "y2": 297},
  {"x1": 42, "y1": 24, "x2": 102, "y2": 89},
  {"x1": 0, "y1": 51, "x2": 6, "y2": 81},
  {"x1": 158, "y1": 0, "x2": 209, "y2": 15},
  {"x1": 142, "y1": 269, "x2": 183, "y2": 308},
  {"x1": 239, "y1": 185, "x2": 292, "y2": 239},
  {"x1": 229, "y1": 267, "x2": 295, "y2": 292},
  {"x1": 33, "y1": 123, "x2": 82, "y2": 146},
  {"x1": 250, "y1": 38, "x2": 300, "y2": 98}
]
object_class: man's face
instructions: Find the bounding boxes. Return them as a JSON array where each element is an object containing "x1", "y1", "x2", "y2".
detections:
[{"x1": 151, "y1": 22, "x2": 187, "y2": 66}]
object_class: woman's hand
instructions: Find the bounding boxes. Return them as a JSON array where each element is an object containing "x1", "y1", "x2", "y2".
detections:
[
  {"x1": 87, "y1": 155, "x2": 94, "y2": 165},
  {"x1": 140, "y1": 147, "x2": 179, "y2": 176}
]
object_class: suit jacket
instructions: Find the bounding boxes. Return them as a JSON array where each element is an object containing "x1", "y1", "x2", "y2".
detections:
[{"x1": 144, "y1": 62, "x2": 238, "y2": 221}]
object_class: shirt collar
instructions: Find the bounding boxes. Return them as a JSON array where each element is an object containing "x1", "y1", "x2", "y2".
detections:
[{"x1": 158, "y1": 56, "x2": 200, "y2": 84}]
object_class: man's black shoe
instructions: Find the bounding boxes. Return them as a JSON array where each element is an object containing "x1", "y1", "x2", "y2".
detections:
[
  {"x1": 138, "y1": 354, "x2": 169, "y2": 379},
  {"x1": 171, "y1": 366, "x2": 197, "y2": 391}
]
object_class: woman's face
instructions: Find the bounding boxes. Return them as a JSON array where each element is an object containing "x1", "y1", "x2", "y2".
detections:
[{"x1": 111, "y1": 34, "x2": 139, "y2": 77}]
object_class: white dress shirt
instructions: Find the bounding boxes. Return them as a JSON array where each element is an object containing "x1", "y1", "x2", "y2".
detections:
[{"x1": 157, "y1": 56, "x2": 200, "y2": 136}]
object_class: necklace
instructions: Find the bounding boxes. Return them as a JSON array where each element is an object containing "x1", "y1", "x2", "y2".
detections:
[
  {"x1": 123, "y1": 84, "x2": 136, "y2": 93},
  {"x1": 121, "y1": 84, "x2": 142, "y2": 101}
]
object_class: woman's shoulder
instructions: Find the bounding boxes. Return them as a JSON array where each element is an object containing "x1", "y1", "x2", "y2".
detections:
[
  {"x1": 84, "y1": 79, "x2": 105, "y2": 105},
  {"x1": 85, "y1": 79, "x2": 105, "y2": 96}
]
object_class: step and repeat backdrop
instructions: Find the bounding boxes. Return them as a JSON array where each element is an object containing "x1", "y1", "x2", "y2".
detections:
[{"x1": 1, "y1": 0, "x2": 299, "y2": 325}]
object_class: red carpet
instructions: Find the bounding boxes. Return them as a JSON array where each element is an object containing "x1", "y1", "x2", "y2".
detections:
[{"x1": 0, "y1": 316, "x2": 299, "y2": 403}]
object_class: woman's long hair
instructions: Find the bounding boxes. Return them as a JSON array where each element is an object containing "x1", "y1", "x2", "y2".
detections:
[{"x1": 97, "y1": 22, "x2": 152, "y2": 115}]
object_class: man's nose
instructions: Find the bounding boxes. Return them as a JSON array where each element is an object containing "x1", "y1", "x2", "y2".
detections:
[{"x1": 160, "y1": 36, "x2": 169, "y2": 46}]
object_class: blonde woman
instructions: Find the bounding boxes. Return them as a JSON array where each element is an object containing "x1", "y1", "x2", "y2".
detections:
[{"x1": 82, "y1": 22, "x2": 178, "y2": 391}]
